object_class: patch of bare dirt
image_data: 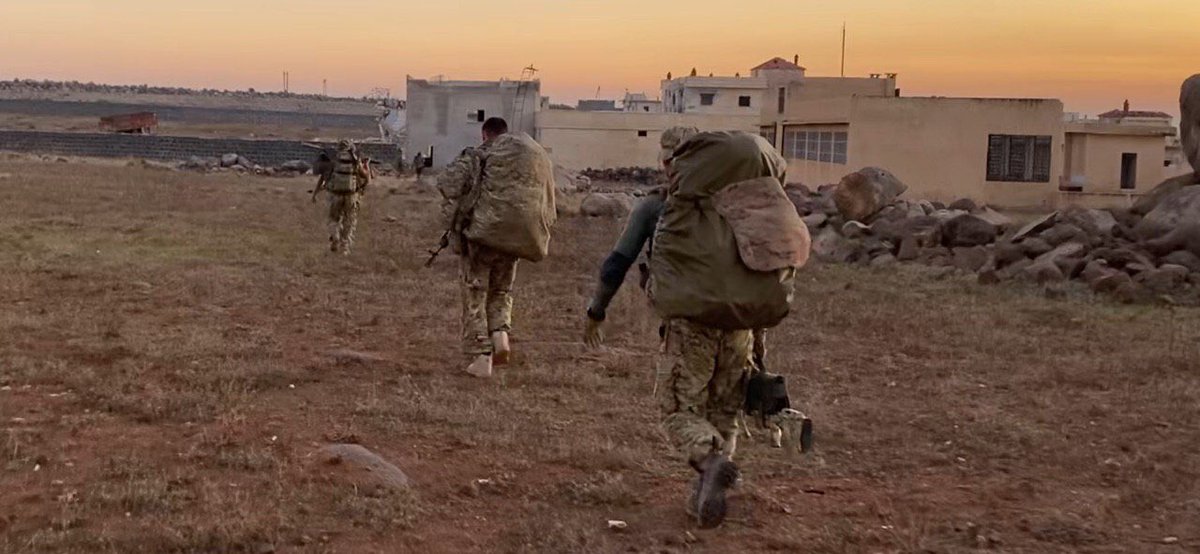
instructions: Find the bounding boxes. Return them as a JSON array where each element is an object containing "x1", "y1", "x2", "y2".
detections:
[{"x1": 1, "y1": 160, "x2": 1198, "y2": 553}]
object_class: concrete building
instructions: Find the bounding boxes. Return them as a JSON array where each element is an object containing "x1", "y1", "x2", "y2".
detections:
[
  {"x1": 764, "y1": 94, "x2": 1172, "y2": 209},
  {"x1": 661, "y1": 75, "x2": 766, "y2": 115},
  {"x1": 622, "y1": 92, "x2": 662, "y2": 113},
  {"x1": 405, "y1": 76, "x2": 539, "y2": 167},
  {"x1": 1063, "y1": 121, "x2": 1174, "y2": 200},
  {"x1": 536, "y1": 110, "x2": 757, "y2": 170}
]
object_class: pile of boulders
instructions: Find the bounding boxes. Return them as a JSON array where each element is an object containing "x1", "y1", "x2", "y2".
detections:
[
  {"x1": 176, "y1": 153, "x2": 314, "y2": 177},
  {"x1": 579, "y1": 166, "x2": 665, "y2": 186},
  {"x1": 795, "y1": 167, "x2": 1200, "y2": 304}
]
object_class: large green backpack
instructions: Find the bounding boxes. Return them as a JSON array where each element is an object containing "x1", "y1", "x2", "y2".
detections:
[
  {"x1": 650, "y1": 131, "x2": 811, "y2": 330},
  {"x1": 463, "y1": 133, "x2": 557, "y2": 262},
  {"x1": 326, "y1": 152, "x2": 358, "y2": 193}
]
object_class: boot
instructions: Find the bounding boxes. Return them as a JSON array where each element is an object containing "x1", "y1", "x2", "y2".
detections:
[
  {"x1": 491, "y1": 331, "x2": 511, "y2": 365},
  {"x1": 691, "y1": 452, "x2": 740, "y2": 529},
  {"x1": 464, "y1": 354, "x2": 492, "y2": 378}
]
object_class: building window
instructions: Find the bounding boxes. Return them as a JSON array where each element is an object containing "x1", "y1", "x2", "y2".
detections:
[
  {"x1": 738, "y1": 95, "x2": 752, "y2": 107},
  {"x1": 700, "y1": 93, "x2": 715, "y2": 106},
  {"x1": 469, "y1": 110, "x2": 485, "y2": 122},
  {"x1": 986, "y1": 134, "x2": 1052, "y2": 182},
  {"x1": 643, "y1": 106, "x2": 650, "y2": 112},
  {"x1": 781, "y1": 128, "x2": 848, "y2": 165},
  {"x1": 637, "y1": 130, "x2": 648, "y2": 137},
  {"x1": 777, "y1": 87, "x2": 786, "y2": 114}
]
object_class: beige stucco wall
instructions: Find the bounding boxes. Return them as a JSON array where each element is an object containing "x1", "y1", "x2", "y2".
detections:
[
  {"x1": 845, "y1": 97, "x2": 1065, "y2": 208},
  {"x1": 536, "y1": 110, "x2": 758, "y2": 169},
  {"x1": 1064, "y1": 131, "x2": 1166, "y2": 194}
]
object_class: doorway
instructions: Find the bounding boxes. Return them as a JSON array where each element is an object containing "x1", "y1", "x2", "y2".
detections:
[{"x1": 1120, "y1": 153, "x2": 1137, "y2": 190}]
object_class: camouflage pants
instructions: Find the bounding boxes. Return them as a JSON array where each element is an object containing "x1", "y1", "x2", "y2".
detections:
[
  {"x1": 327, "y1": 192, "x2": 361, "y2": 253},
  {"x1": 460, "y1": 242, "x2": 519, "y2": 355},
  {"x1": 656, "y1": 319, "x2": 753, "y2": 467}
]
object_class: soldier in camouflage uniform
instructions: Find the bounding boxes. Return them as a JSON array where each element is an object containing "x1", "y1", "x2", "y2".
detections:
[
  {"x1": 437, "y1": 117, "x2": 517, "y2": 378},
  {"x1": 315, "y1": 140, "x2": 371, "y2": 254}
]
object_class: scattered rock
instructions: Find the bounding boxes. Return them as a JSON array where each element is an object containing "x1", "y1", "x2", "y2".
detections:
[
  {"x1": 1022, "y1": 261, "x2": 1066, "y2": 284},
  {"x1": 1039, "y1": 223, "x2": 1088, "y2": 247},
  {"x1": 1160, "y1": 250, "x2": 1200, "y2": 273},
  {"x1": 896, "y1": 236, "x2": 920, "y2": 261},
  {"x1": 1021, "y1": 238, "x2": 1054, "y2": 258},
  {"x1": 812, "y1": 228, "x2": 861, "y2": 263},
  {"x1": 802, "y1": 213, "x2": 828, "y2": 231},
  {"x1": 833, "y1": 167, "x2": 908, "y2": 222},
  {"x1": 842, "y1": 221, "x2": 870, "y2": 239},
  {"x1": 580, "y1": 193, "x2": 634, "y2": 217},
  {"x1": 974, "y1": 206, "x2": 1014, "y2": 230},
  {"x1": 280, "y1": 160, "x2": 312, "y2": 173},
  {"x1": 316, "y1": 443, "x2": 411, "y2": 493},
  {"x1": 943, "y1": 214, "x2": 998, "y2": 247},
  {"x1": 1058, "y1": 206, "x2": 1117, "y2": 236},
  {"x1": 1143, "y1": 222, "x2": 1200, "y2": 257},
  {"x1": 997, "y1": 258, "x2": 1034, "y2": 281},
  {"x1": 994, "y1": 240, "x2": 1027, "y2": 266},
  {"x1": 951, "y1": 246, "x2": 990, "y2": 273},
  {"x1": 1091, "y1": 271, "x2": 1133, "y2": 294},
  {"x1": 1137, "y1": 264, "x2": 1190, "y2": 293},
  {"x1": 1080, "y1": 260, "x2": 1115, "y2": 285},
  {"x1": 870, "y1": 253, "x2": 898, "y2": 268},
  {"x1": 1011, "y1": 212, "x2": 1057, "y2": 241},
  {"x1": 220, "y1": 153, "x2": 240, "y2": 167}
]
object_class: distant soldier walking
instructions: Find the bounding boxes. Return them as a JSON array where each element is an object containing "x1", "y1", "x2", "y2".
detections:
[
  {"x1": 313, "y1": 140, "x2": 371, "y2": 254},
  {"x1": 435, "y1": 117, "x2": 557, "y2": 377}
]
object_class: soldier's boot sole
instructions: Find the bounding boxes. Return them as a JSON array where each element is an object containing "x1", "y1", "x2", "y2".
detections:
[
  {"x1": 693, "y1": 454, "x2": 740, "y2": 529},
  {"x1": 465, "y1": 355, "x2": 493, "y2": 378},
  {"x1": 491, "y1": 332, "x2": 511, "y2": 365}
]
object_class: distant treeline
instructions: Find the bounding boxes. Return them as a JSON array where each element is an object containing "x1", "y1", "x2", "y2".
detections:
[{"x1": 0, "y1": 79, "x2": 375, "y2": 104}]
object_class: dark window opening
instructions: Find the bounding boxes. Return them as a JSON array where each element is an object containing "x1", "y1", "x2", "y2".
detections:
[
  {"x1": 469, "y1": 110, "x2": 485, "y2": 122},
  {"x1": 986, "y1": 134, "x2": 1052, "y2": 182},
  {"x1": 777, "y1": 87, "x2": 786, "y2": 114},
  {"x1": 700, "y1": 93, "x2": 715, "y2": 106},
  {"x1": 637, "y1": 130, "x2": 648, "y2": 137},
  {"x1": 1121, "y1": 153, "x2": 1137, "y2": 189},
  {"x1": 738, "y1": 95, "x2": 752, "y2": 107}
]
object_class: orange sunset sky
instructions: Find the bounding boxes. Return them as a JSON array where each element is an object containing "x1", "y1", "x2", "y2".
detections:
[{"x1": 1, "y1": 0, "x2": 1196, "y2": 119}]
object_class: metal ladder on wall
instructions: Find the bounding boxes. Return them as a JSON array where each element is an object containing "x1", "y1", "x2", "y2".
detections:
[{"x1": 511, "y1": 65, "x2": 538, "y2": 134}]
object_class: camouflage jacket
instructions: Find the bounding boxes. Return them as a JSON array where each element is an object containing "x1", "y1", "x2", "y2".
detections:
[{"x1": 436, "y1": 142, "x2": 493, "y2": 250}]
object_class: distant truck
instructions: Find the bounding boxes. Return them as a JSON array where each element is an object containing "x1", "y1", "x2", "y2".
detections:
[{"x1": 99, "y1": 112, "x2": 158, "y2": 134}]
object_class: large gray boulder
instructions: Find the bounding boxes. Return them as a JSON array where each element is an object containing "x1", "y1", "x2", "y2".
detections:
[
  {"x1": 220, "y1": 153, "x2": 240, "y2": 167},
  {"x1": 943, "y1": 214, "x2": 998, "y2": 247},
  {"x1": 1039, "y1": 223, "x2": 1088, "y2": 247},
  {"x1": 1143, "y1": 222, "x2": 1200, "y2": 257},
  {"x1": 1057, "y1": 206, "x2": 1117, "y2": 236},
  {"x1": 1131, "y1": 173, "x2": 1199, "y2": 216},
  {"x1": 812, "y1": 227, "x2": 861, "y2": 263},
  {"x1": 833, "y1": 167, "x2": 908, "y2": 222},
  {"x1": 1182, "y1": 74, "x2": 1199, "y2": 173},
  {"x1": 1136, "y1": 186, "x2": 1200, "y2": 240}
]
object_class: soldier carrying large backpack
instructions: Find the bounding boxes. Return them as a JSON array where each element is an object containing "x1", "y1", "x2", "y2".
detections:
[
  {"x1": 313, "y1": 139, "x2": 371, "y2": 254},
  {"x1": 649, "y1": 131, "x2": 811, "y2": 528},
  {"x1": 435, "y1": 117, "x2": 557, "y2": 378}
]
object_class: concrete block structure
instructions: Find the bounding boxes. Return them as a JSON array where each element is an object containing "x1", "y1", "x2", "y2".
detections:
[{"x1": 405, "y1": 77, "x2": 539, "y2": 167}]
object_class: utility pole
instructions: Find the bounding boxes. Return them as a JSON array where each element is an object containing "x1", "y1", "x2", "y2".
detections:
[
  {"x1": 840, "y1": 23, "x2": 846, "y2": 78},
  {"x1": 282, "y1": 71, "x2": 290, "y2": 93},
  {"x1": 323, "y1": 79, "x2": 327, "y2": 96}
]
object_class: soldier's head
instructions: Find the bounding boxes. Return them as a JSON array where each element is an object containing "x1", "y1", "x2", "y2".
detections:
[
  {"x1": 659, "y1": 126, "x2": 699, "y2": 172},
  {"x1": 481, "y1": 117, "x2": 508, "y2": 142},
  {"x1": 336, "y1": 139, "x2": 355, "y2": 153}
]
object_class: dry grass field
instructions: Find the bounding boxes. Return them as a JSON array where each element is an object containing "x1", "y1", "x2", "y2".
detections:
[
  {"x1": 1, "y1": 157, "x2": 1199, "y2": 553},
  {"x1": 0, "y1": 113, "x2": 370, "y2": 142}
]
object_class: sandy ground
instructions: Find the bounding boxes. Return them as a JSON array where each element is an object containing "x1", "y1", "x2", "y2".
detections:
[{"x1": 1, "y1": 158, "x2": 1198, "y2": 553}]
